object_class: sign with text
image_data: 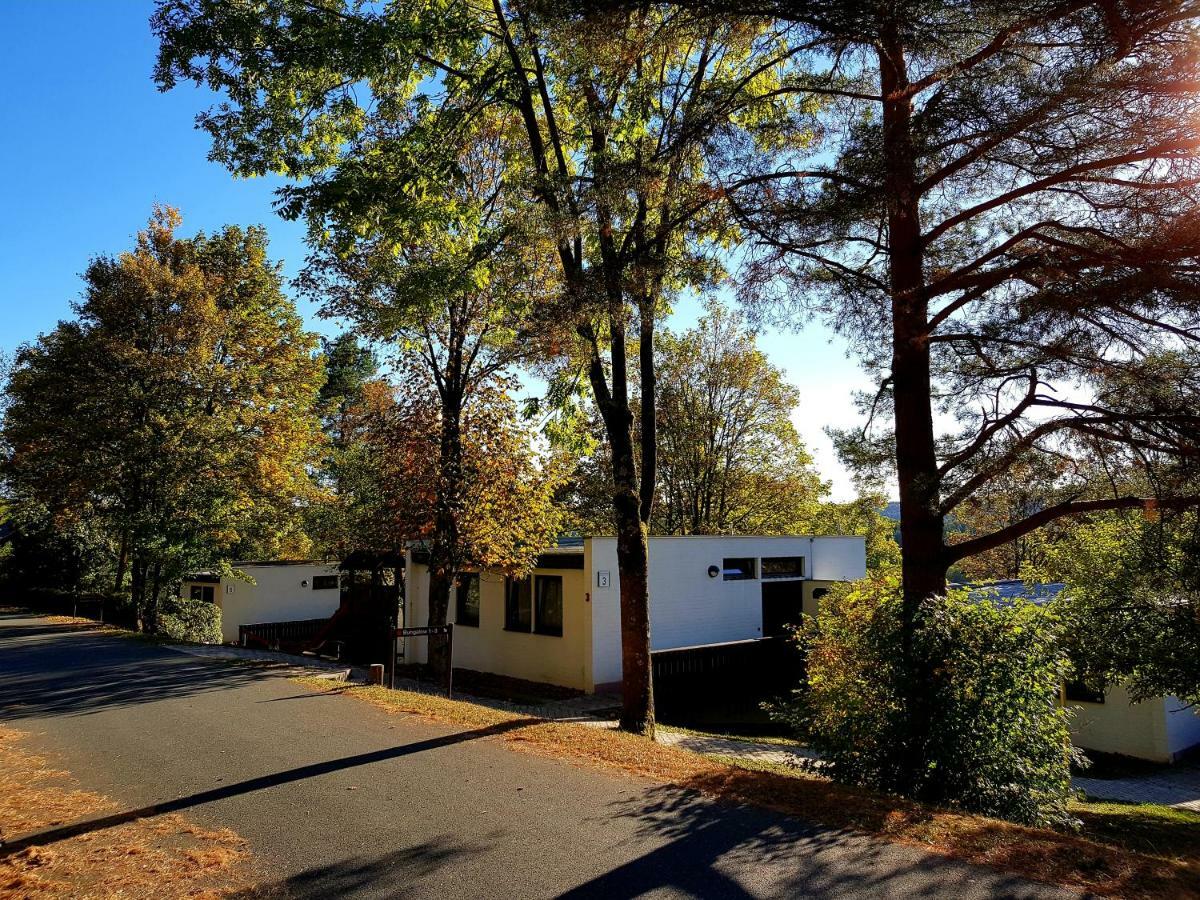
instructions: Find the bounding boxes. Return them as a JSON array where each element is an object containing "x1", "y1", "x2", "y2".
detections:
[{"x1": 395, "y1": 625, "x2": 452, "y2": 638}]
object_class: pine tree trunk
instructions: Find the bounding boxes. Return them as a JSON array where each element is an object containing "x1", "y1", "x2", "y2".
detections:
[{"x1": 879, "y1": 24, "x2": 950, "y2": 796}]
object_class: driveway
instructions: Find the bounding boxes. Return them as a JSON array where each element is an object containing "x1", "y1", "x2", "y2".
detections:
[{"x1": 0, "y1": 613, "x2": 1071, "y2": 898}]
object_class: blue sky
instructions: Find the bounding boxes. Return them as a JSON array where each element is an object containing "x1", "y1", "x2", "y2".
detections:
[{"x1": 0, "y1": 1, "x2": 872, "y2": 499}]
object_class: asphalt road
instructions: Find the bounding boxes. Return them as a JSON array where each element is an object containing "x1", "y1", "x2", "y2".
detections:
[{"x1": 0, "y1": 613, "x2": 1072, "y2": 899}]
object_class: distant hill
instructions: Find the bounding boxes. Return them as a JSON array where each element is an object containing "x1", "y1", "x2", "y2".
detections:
[{"x1": 878, "y1": 501, "x2": 964, "y2": 543}]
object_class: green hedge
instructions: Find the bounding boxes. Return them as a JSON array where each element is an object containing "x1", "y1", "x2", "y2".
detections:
[
  {"x1": 159, "y1": 597, "x2": 223, "y2": 645},
  {"x1": 774, "y1": 574, "x2": 1082, "y2": 827}
]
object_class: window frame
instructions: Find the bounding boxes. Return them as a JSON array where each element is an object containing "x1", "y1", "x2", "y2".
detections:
[
  {"x1": 504, "y1": 576, "x2": 533, "y2": 632},
  {"x1": 1064, "y1": 680, "x2": 1106, "y2": 704},
  {"x1": 310, "y1": 574, "x2": 340, "y2": 591},
  {"x1": 455, "y1": 572, "x2": 481, "y2": 628},
  {"x1": 722, "y1": 557, "x2": 757, "y2": 581},
  {"x1": 761, "y1": 556, "x2": 805, "y2": 580},
  {"x1": 189, "y1": 584, "x2": 215, "y2": 604}
]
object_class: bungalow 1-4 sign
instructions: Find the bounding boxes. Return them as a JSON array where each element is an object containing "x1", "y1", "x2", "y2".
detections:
[{"x1": 393, "y1": 623, "x2": 454, "y2": 696}]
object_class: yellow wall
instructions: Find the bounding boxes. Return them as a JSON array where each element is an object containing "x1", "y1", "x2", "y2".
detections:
[
  {"x1": 802, "y1": 580, "x2": 839, "y2": 619},
  {"x1": 1067, "y1": 682, "x2": 1171, "y2": 762},
  {"x1": 405, "y1": 562, "x2": 592, "y2": 691}
]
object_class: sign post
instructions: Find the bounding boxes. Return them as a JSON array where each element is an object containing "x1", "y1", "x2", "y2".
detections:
[{"x1": 393, "y1": 624, "x2": 454, "y2": 699}]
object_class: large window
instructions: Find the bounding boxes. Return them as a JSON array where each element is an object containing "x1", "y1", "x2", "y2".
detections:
[
  {"x1": 189, "y1": 584, "x2": 215, "y2": 603},
  {"x1": 505, "y1": 574, "x2": 563, "y2": 636},
  {"x1": 534, "y1": 575, "x2": 564, "y2": 636},
  {"x1": 311, "y1": 574, "x2": 340, "y2": 590},
  {"x1": 722, "y1": 557, "x2": 757, "y2": 581},
  {"x1": 505, "y1": 576, "x2": 532, "y2": 632},
  {"x1": 761, "y1": 556, "x2": 804, "y2": 579},
  {"x1": 455, "y1": 573, "x2": 480, "y2": 628}
]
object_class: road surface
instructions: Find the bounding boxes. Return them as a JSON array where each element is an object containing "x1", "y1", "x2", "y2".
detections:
[{"x1": 0, "y1": 612, "x2": 1070, "y2": 898}]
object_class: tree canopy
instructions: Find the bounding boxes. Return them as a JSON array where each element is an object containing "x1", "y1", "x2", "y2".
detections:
[{"x1": 0, "y1": 208, "x2": 324, "y2": 628}]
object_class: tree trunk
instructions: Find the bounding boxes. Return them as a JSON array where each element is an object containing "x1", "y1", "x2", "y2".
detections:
[
  {"x1": 131, "y1": 556, "x2": 146, "y2": 632},
  {"x1": 610, "y1": 424, "x2": 656, "y2": 736},
  {"x1": 146, "y1": 561, "x2": 163, "y2": 634},
  {"x1": 426, "y1": 388, "x2": 464, "y2": 678},
  {"x1": 589, "y1": 308, "x2": 655, "y2": 737},
  {"x1": 879, "y1": 25, "x2": 950, "y2": 796},
  {"x1": 638, "y1": 299, "x2": 657, "y2": 526},
  {"x1": 113, "y1": 532, "x2": 129, "y2": 596}
]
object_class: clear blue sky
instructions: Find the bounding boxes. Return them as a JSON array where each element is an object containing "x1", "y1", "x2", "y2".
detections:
[{"x1": 0, "y1": 1, "x2": 873, "y2": 499}]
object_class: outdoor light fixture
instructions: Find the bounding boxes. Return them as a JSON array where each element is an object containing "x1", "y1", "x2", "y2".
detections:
[
  {"x1": 301, "y1": 579, "x2": 309, "y2": 588},
  {"x1": 707, "y1": 565, "x2": 720, "y2": 578}
]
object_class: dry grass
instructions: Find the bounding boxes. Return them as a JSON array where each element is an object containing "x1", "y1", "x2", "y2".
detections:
[
  {"x1": 295, "y1": 677, "x2": 1200, "y2": 899},
  {"x1": 0, "y1": 726, "x2": 254, "y2": 899}
]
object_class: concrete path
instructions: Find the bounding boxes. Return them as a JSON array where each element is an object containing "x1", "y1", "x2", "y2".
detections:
[
  {"x1": 0, "y1": 613, "x2": 1074, "y2": 898},
  {"x1": 165, "y1": 641, "x2": 354, "y2": 678},
  {"x1": 1075, "y1": 767, "x2": 1200, "y2": 811}
]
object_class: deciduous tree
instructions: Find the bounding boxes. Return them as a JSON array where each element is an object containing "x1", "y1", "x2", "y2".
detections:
[
  {"x1": 153, "y1": 0, "x2": 810, "y2": 734},
  {"x1": 1, "y1": 208, "x2": 324, "y2": 629},
  {"x1": 562, "y1": 303, "x2": 828, "y2": 538}
]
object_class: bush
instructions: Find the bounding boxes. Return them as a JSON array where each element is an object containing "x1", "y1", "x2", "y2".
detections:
[
  {"x1": 774, "y1": 574, "x2": 1082, "y2": 827},
  {"x1": 159, "y1": 597, "x2": 223, "y2": 645}
]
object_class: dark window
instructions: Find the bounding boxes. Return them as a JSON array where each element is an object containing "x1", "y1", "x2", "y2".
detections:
[
  {"x1": 534, "y1": 575, "x2": 564, "y2": 637},
  {"x1": 722, "y1": 557, "x2": 756, "y2": 581},
  {"x1": 455, "y1": 573, "x2": 480, "y2": 628},
  {"x1": 189, "y1": 584, "x2": 215, "y2": 603},
  {"x1": 311, "y1": 574, "x2": 340, "y2": 590},
  {"x1": 1065, "y1": 680, "x2": 1106, "y2": 704},
  {"x1": 505, "y1": 577, "x2": 532, "y2": 632},
  {"x1": 762, "y1": 556, "x2": 804, "y2": 579}
]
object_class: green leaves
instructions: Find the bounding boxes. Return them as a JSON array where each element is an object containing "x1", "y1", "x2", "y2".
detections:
[
  {"x1": 1, "y1": 208, "x2": 325, "y2": 617},
  {"x1": 781, "y1": 575, "x2": 1081, "y2": 828}
]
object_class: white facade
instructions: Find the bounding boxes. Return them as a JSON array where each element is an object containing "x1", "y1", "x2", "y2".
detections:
[
  {"x1": 405, "y1": 535, "x2": 867, "y2": 693},
  {"x1": 181, "y1": 561, "x2": 342, "y2": 643}
]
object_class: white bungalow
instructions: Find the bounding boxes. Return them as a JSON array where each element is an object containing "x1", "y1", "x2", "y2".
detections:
[
  {"x1": 403, "y1": 535, "x2": 867, "y2": 693},
  {"x1": 181, "y1": 561, "x2": 342, "y2": 644}
]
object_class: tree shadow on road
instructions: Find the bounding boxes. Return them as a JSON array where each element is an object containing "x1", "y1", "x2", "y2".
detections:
[
  {"x1": 227, "y1": 834, "x2": 500, "y2": 899},
  {"x1": 0, "y1": 718, "x2": 537, "y2": 859},
  {"x1": 559, "y1": 784, "x2": 1059, "y2": 899},
  {"x1": 0, "y1": 619, "x2": 297, "y2": 720}
]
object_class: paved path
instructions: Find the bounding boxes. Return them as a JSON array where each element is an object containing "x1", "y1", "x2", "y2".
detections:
[
  {"x1": 1075, "y1": 768, "x2": 1200, "y2": 811},
  {"x1": 0, "y1": 613, "x2": 1073, "y2": 899}
]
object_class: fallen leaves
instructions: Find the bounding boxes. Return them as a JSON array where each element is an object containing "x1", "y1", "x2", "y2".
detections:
[{"x1": 0, "y1": 726, "x2": 253, "y2": 899}]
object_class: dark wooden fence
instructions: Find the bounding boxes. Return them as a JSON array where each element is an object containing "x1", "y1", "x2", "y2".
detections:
[
  {"x1": 238, "y1": 618, "x2": 331, "y2": 652},
  {"x1": 651, "y1": 636, "x2": 805, "y2": 723}
]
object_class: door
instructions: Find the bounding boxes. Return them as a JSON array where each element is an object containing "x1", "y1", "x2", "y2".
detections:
[{"x1": 761, "y1": 581, "x2": 805, "y2": 638}]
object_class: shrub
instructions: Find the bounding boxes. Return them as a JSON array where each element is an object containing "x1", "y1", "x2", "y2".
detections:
[
  {"x1": 159, "y1": 597, "x2": 222, "y2": 645},
  {"x1": 774, "y1": 574, "x2": 1082, "y2": 827}
]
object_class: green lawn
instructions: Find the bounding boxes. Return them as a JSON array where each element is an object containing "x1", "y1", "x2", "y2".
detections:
[{"x1": 1072, "y1": 799, "x2": 1200, "y2": 862}]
